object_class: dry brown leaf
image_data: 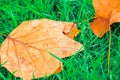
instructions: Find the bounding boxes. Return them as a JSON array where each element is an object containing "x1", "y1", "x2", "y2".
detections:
[
  {"x1": 0, "y1": 19, "x2": 83, "y2": 80},
  {"x1": 90, "y1": 0, "x2": 120, "y2": 38}
]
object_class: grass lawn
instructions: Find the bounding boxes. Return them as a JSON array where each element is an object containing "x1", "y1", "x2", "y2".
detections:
[{"x1": 0, "y1": 0, "x2": 120, "y2": 80}]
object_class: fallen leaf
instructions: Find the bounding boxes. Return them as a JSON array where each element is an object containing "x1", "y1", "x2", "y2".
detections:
[
  {"x1": 0, "y1": 19, "x2": 83, "y2": 80},
  {"x1": 90, "y1": 0, "x2": 120, "y2": 38}
]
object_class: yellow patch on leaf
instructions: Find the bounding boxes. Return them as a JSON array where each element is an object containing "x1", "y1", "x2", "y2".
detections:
[
  {"x1": 0, "y1": 19, "x2": 83, "y2": 80},
  {"x1": 90, "y1": 0, "x2": 120, "y2": 38}
]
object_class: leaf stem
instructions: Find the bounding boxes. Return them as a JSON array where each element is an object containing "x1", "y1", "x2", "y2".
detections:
[
  {"x1": 0, "y1": 32, "x2": 7, "y2": 38},
  {"x1": 108, "y1": 27, "x2": 111, "y2": 73}
]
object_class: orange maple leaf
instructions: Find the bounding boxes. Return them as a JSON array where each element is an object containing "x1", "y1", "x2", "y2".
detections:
[
  {"x1": 90, "y1": 0, "x2": 120, "y2": 38},
  {"x1": 0, "y1": 19, "x2": 83, "y2": 80}
]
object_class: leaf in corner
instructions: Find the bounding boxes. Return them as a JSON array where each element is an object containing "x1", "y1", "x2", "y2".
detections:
[{"x1": 90, "y1": 0, "x2": 120, "y2": 38}]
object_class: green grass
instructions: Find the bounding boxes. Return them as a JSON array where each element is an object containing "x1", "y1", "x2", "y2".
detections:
[{"x1": 0, "y1": 0, "x2": 120, "y2": 80}]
